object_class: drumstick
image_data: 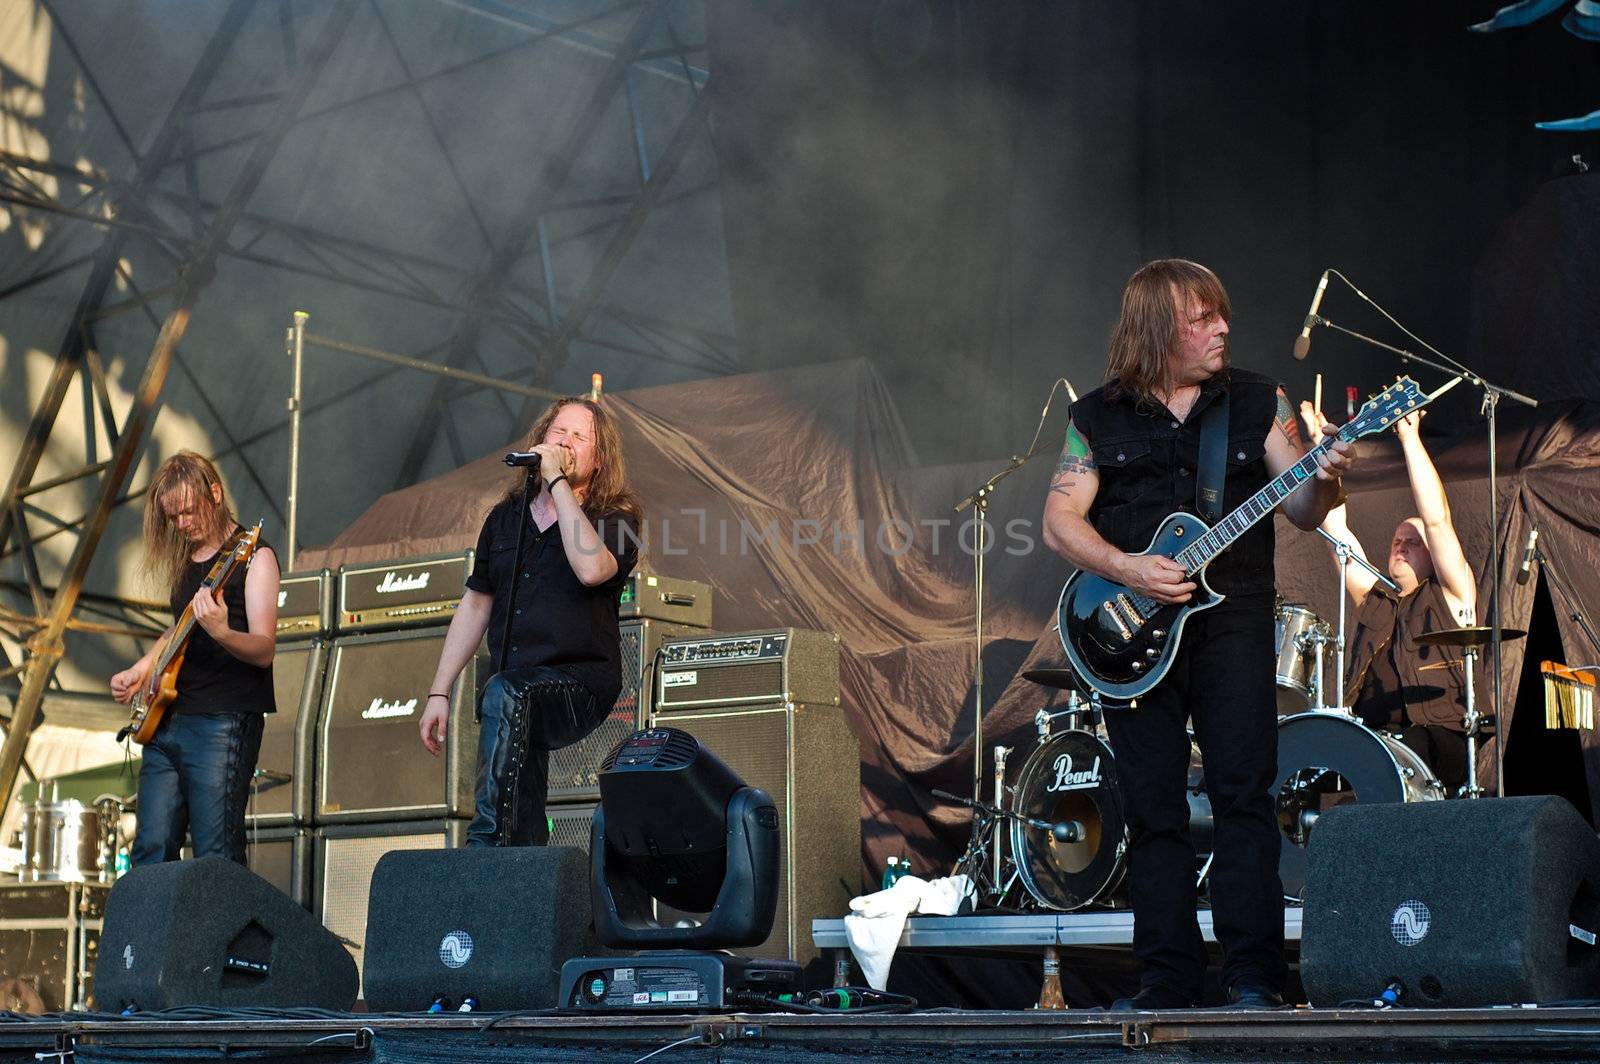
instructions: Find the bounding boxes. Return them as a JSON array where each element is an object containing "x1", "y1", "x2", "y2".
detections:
[{"x1": 1314, "y1": 373, "x2": 1322, "y2": 416}]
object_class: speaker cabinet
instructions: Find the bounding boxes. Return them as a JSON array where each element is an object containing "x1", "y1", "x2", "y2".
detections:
[
  {"x1": 314, "y1": 819, "x2": 467, "y2": 997},
  {"x1": 549, "y1": 803, "x2": 597, "y2": 853},
  {"x1": 363, "y1": 847, "x2": 594, "y2": 1011},
  {"x1": 95, "y1": 857, "x2": 356, "y2": 1011},
  {"x1": 249, "y1": 639, "x2": 325, "y2": 828},
  {"x1": 548, "y1": 619, "x2": 702, "y2": 805},
  {"x1": 1301, "y1": 795, "x2": 1600, "y2": 1007},
  {"x1": 651, "y1": 703, "x2": 859, "y2": 964},
  {"x1": 244, "y1": 825, "x2": 311, "y2": 910},
  {"x1": 316, "y1": 629, "x2": 485, "y2": 822}
]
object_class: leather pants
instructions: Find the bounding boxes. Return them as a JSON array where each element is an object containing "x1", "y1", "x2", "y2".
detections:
[{"x1": 468, "y1": 666, "x2": 604, "y2": 847}]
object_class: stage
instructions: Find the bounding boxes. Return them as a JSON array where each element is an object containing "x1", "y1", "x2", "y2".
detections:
[{"x1": 4, "y1": 1005, "x2": 1600, "y2": 1062}]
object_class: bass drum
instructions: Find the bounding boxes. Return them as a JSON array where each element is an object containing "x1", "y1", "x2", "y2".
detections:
[
  {"x1": 1010, "y1": 728, "x2": 1212, "y2": 911},
  {"x1": 1272, "y1": 711, "x2": 1444, "y2": 900}
]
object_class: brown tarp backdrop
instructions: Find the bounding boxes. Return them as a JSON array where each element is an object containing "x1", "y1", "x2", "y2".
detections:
[{"x1": 297, "y1": 360, "x2": 1600, "y2": 890}]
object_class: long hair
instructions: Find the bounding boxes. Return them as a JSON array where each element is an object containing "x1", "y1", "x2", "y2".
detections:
[
  {"x1": 1104, "y1": 259, "x2": 1231, "y2": 406},
  {"x1": 504, "y1": 397, "x2": 643, "y2": 526},
  {"x1": 141, "y1": 451, "x2": 237, "y2": 593}
]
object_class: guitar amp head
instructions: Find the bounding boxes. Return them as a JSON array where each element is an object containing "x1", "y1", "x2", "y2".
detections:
[
  {"x1": 654, "y1": 629, "x2": 839, "y2": 713},
  {"x1": 336, "y1": 552, "x2": 473, "y2": 633}
]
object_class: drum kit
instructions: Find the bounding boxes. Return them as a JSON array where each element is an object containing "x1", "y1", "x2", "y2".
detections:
[
  {"x1": 951, "y1": 604, "x2": 1524, "y2": 912},
  {"x1": 13, "y1": 791, "x2": 132, "y2": 885}
]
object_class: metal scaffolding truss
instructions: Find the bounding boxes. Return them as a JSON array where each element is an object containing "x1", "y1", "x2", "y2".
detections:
[{"x1": 0, "y1": 0, "x2": 733, "y2": 815}]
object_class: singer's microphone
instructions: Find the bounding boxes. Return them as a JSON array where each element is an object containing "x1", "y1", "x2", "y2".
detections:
[
  {"x1": 1292, "y1": 270, "x2": 1330, "y2": 361},
  {"x1": 503, "y1": 450, "x2": 541, "y2": 468},
  {"x1": 1516, "y1": 527, "x2": 1539, "y2": 586}
]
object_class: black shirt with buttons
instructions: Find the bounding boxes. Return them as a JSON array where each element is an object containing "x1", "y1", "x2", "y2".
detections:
[
  {"x1": 465, "y1": 496, "x2": 640, "y2": 706},
  {"x1": 1068, "y1": 367, "x2": 1281, "y2": 604}
]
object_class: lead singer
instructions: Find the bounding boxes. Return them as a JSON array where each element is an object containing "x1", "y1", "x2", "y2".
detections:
[{"x1": 419, "y1": 397, "x2": 641, "y2": 845}]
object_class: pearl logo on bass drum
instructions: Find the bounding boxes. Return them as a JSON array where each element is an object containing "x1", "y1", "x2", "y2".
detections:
[{"x1": 1047, "y1": 752, "x2": 1104, "y2": 793}]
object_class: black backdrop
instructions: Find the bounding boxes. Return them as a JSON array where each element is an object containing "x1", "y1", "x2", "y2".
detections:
[{"x1": 707, "y1": 0, "x2": 1600, "y2": 463}]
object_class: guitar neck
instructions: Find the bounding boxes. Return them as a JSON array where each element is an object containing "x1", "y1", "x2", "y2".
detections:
[{"x1": 1175, "y1": 434, "x2": 1339, "y2": 574}]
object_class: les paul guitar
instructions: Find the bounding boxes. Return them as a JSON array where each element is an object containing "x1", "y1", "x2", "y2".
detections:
[
  {"x1": 118, "y1": 523, "x2": 261, "y2": 744},
  {"x1": 1057, "y1": 377, "x2": 1444, "y2": 702}
]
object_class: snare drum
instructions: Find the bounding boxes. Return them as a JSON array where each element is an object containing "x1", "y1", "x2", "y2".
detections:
[
  {"x1": 1009, "y1": 728, "x2": 1211, "y2": 910},
  {"x1": 18, "y1": 800, "x2": 105, "y2": 883},
  {"x1": 1274, "y1": 603, "x2": 1331, "y2": 712},
  {"x1": 1272, "y1": 711, "x2": 1443, "y2": 900}
]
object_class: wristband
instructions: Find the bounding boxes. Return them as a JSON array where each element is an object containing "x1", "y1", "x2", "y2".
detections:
[
  {"x1": 548, "y1": 473, "x2": 569, "y2": 491},
  {"x1": 427, "y1": 692, "x2": 450, "y2": 700}
]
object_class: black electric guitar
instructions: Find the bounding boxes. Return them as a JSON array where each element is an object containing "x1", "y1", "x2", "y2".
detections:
[{"x1": 1057, "y1": 377, "x2": 1438, "y2": 702}]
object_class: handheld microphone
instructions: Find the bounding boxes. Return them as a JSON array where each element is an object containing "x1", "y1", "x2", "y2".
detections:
[
  {"x1": 503, "y1": 450, "x2": 541, "y2": 468},
  {"x1": 1516, "y1": 527, "x2": 1539, "y2": 586},
  {"x1": 1292, "y1": 270, "x2": 1330, "y2": 361}
]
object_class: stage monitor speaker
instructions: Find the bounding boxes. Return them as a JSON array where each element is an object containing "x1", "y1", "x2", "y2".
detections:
[
  {"x1": 1301, "y1": 795, "x2": 1600, "y2": 1007},
  {"x1": 94, "y1": 856, "x2": 357, "y2": 1011},
  {"x1": 245, "y1": 825, "x2": 311, "y2": 910},
  {"x1": 548, "y1": 619, "x2": 702, "y2": 805},
  {"x1": 316, "y1": 629, "x2": 484, "y2": 822},
  {"x1": 651, "y1": 702, "x2": 859, "y2": 964},
  {"x1": 248, "y1": 639, "x2": 325, "y2": 828},
  {"x1": 315, "y1": 818, "x2": 467, "y2": 998},
  {"x1": 363, "y1": 847, "x2": 594, "y2": 1011}
]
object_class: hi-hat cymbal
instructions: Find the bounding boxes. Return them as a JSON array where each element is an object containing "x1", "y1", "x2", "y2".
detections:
[
  {"x1": 1021, "y1": 668, "x2": 1079, "y2": 690},
  {"x1": 1415, "y1": 625, "x2": 1527, "y2": 648}
]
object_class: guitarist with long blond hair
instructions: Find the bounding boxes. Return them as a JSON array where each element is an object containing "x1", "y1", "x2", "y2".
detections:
[
  {"x1": 1042, "y1": 260, "x2": 1356, "y2": 1010},
  {"x1": 110, "y1": 452, "x2": 279, "y2": 866}
]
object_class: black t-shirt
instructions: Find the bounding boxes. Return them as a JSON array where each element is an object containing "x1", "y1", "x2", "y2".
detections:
[
  {"x1": 465, "y1": 497, "x2": 640, "y2": 706},
  {"x1": 167, "y1": 530, "x2": 276, "y2": 716}
]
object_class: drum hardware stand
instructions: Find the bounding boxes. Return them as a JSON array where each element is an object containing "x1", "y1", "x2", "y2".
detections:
[
  {"x1": 952, "y1": 377, "x2": 1078, "y2": 804},
  {"x1": 933, "y1": 787, "x2": 1021, "y2": 908},
  {"x1": 1304, "y1": 273, "x2": 1535, "y2": 796},
  {"x1": 991, "y1": 745, "x2": 1011, "y2": 890},
  {"x1": 1460, "y1": 644, "x2": 1488, "y2": 799},
  {"x1": 1314, "y1": 526, "x2": 1399, "y2": 711}
]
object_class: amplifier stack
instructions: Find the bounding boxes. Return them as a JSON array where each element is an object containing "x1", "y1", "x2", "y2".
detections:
[{"x1": 653, "y1": 628, "x2": 857, "y2": 965}]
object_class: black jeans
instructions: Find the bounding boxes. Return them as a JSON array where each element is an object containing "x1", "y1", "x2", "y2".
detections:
[
  {"x1": 131, "y1": 712, "x2": 264, "y2": 866},
  {"x1": 1100, "y1": 602, "x2": 1286, "y2": 1003},
  {"x1": 468, "y1": 666, "x2": 606, "y2": 847}
]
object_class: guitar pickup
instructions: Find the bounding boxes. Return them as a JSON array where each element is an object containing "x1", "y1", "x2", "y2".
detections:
[
  {"x1": 1112, "y1": 594, "x2": 1144, "y2": 631},
  {"x1": 1101, "y1": 600, "x2": 1134, "y2": 641}
]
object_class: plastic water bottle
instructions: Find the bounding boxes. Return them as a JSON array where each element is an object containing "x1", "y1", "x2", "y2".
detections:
[
  {"x1": 895, "y1": 857, "x2": 912, "y2": 884},
  {"x1": 880, "y1": 856, "x2": 900, "y2": 891}
]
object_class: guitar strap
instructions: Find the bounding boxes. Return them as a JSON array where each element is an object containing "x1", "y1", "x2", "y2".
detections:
[{"x1": 1195, "y1": 389, "x2": 1229, "y2": 523}]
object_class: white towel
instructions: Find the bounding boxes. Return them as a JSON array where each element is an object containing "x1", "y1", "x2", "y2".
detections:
[{"x1": 842, "y1": 874, "x2": 975, "y2": 990}]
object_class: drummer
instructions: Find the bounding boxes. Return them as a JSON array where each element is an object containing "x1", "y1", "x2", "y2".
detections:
[{"x1": 1299, "y1": 404, "x2": 1477, "y2": 795}]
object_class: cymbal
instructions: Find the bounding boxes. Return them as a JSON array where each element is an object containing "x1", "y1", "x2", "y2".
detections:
[
  {"x1": 1021, "y1": 668, "x2": 1079, "y2": 690},
  {"x1": 1415, "y1": 625, "x2": 1527, "y2": 648}
]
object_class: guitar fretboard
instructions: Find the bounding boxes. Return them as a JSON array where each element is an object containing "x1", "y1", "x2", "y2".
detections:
[{"x1": 1174, "y1": 434, "x2": 1340, "y2": 576}]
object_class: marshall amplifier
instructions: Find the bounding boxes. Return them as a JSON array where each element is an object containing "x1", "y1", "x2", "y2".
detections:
[
  {"x1": 547, "y1": 619, "x2": 704, "y2": 804},
  {"x1": 248, "y1": 639, "x2": 326, "y2": 827},
  {"x1": 620, "y1": 572, "x2": 713, "y2": 628},
  {"x1": 276, "y1": 568, "x2": 333, "y2": 640},
  {"x1": 655, "y1": 629, "x2": 839, "y2": 713},
  {"x1": 316, "y1": 628, "x2": 485, "y2": 822},
  {"x1": 336, "y1": 551, "x2": 473, "y2": 633}
]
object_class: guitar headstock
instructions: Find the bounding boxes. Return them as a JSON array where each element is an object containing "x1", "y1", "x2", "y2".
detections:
[{"x1": 1339, "y1": 377, "x2": 1428, "y2": 442}]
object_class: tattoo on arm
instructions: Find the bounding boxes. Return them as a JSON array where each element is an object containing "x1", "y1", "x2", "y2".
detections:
[
  {"x1": 1050, "y1": 423, "x2": 1095, "y2": 495},
  {"x1": 1274, "y1": 389, "x2": 1304, "y2": 449}
]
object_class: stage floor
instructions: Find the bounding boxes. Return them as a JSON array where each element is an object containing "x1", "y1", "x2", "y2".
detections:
[{"x1": 4, "y1": 1006, "x2": 1600, "y2": 1062}]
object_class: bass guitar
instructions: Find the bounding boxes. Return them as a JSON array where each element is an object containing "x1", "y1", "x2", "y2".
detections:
[
  {"x1": 118, "y1": 523, "x2": 262, "y2": 743},
  {"x1": 1057, "y1": 377, "x2": 1443, "y2": 702}
]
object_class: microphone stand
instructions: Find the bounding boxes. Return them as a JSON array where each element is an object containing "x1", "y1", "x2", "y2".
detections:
[
  {"x1": 951, "y1": 378, "x2": 1079, "y2": 805},
  {"x1": 1314, "y1": 527, "x2": 1399, "y2": 713},
  {"x1": 1308, "y1": 281, "x2": 1538, "y2": 797}
]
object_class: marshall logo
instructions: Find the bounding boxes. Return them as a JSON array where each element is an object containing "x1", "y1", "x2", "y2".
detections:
[
  {"x1": 375, "y1": 570, "x2": 430, "y2": 594},
  {"x1": 1047, "y1": 752, "x2": 1104, "y2": 792},
  {"x1": 363, "y1": 697, "x2": 418, "y2": 720}
]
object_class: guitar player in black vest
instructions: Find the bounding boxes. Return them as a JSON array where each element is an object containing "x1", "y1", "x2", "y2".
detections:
[
  {"x1": 1041, "y1": 260, "x2": 1355, "y2": 1010},
  {"x1": 110, "y1": 452, "x2": 279, "y2": 866}
]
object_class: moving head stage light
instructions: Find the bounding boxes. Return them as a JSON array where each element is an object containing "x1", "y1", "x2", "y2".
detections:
[{"x1": 559, "y1": 728, "x2": 802, "y2": 1010}]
